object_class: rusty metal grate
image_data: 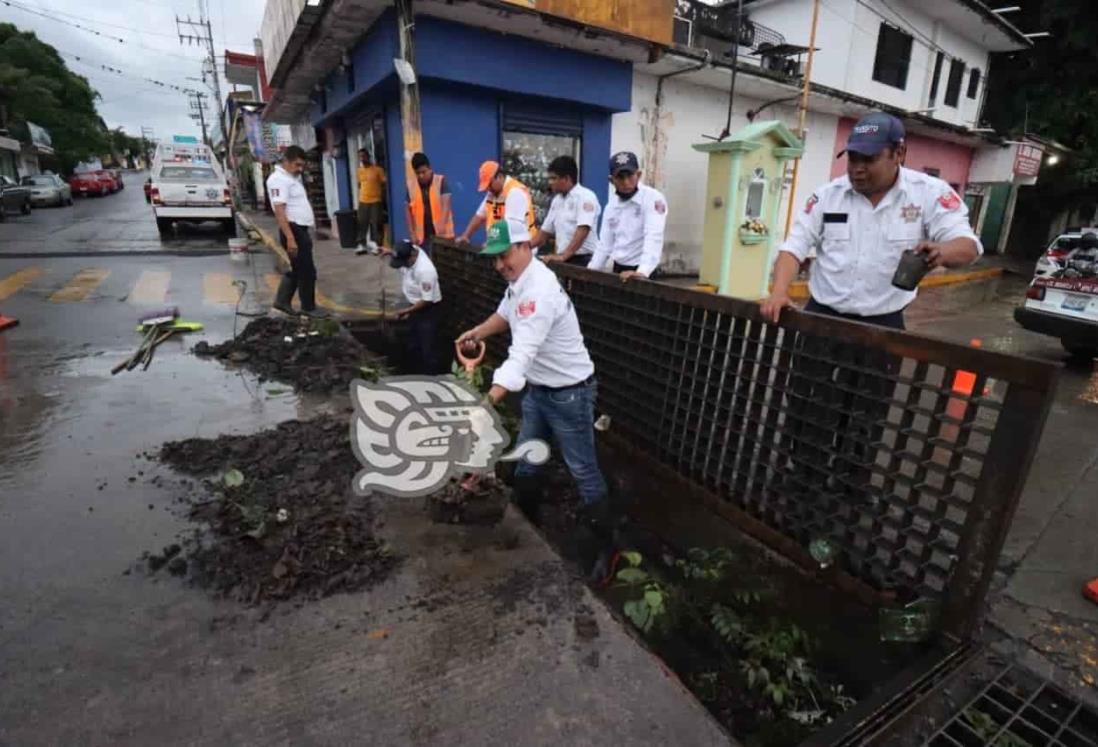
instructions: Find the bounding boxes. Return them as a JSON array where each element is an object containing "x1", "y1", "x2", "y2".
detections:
[
  {"x1": 431, "y1": 243, "x2": 1059, "y2": 638},
  {"x1": 926, "y1": 664, "x2": 1098, "y2": 746}
]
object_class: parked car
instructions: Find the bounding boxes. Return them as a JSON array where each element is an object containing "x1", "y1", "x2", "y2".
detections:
[
  {"x1": 95, "y1": 170, "x2": 120, "y2": 193},
  {"x1": 69, "y1": 171, "x2": 111, "y2": 197},
  {"x1": 22, "y1": 174, "x2": 73, "y2": 207},
  {"x1": 1016, "y1": 237, "x2": 1098, "y2": 360},
  {"x1": 106, "y1": 169, "x2": 124, "y2": 191},
  {"x1": 150, "y1": 160, "x2": 235, "y2": 236},
  {"x1": 0, "y1": 175, "x2": 32, "y2": 220}
]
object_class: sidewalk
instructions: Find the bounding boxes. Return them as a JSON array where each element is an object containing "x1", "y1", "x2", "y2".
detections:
[{"x1": 239, "y1": 210, "x2": 403, "y2": 318}]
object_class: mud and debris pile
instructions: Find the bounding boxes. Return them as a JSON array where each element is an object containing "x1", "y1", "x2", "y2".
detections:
[
  {"x1": 158, "y1": 415, "x2": 397, "y2": 603},
  {"x1": 193, "y1": 317, "x2": 384, "y2": 393}
]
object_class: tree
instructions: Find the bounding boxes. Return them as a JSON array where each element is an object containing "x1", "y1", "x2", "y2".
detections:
[
  {"x1": 984, "y1": 0, "x2": 1098, "y2": 166},
  {"x1": 0, "y1": 23, "x2": 109, "y2": 173}
]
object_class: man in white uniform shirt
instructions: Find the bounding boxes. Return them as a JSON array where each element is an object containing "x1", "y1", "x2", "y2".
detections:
[
  {"x1": 457, "y1": 214, "x2": 618, "y2": 581},
  {"x1": 266, "y1": 145, "x2": 329, "y2": 318},
  {"x1": 531, "y1": 155, "x2": 600, "y2": 267},
  {"x1": 759, "y1": 112, "x2": 980, "y2": 496},
  {"x1": 590, "y1": 151, "x2": 668, "y2": 282},
  {"x1": 760, "y1": 112, "x2": 980, "y2": 328},
  {"x1": 382, "y1": 240, "x2": 442, "y2": 374}
]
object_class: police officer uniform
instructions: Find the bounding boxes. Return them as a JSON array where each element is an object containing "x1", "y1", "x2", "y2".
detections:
[
  {"x1": 591, "y1": 152, "x2": 668, "y2": 278},
  {"x1": 783, "y1": 130, "x2": 981, "y2": 329},
  {"x1": 266, "y1": 163, "x2": 320, "y2": 315},
  {"x1": 540, "y1": 182, "x2": 601, "y2": 266},
  {"x1": 390, "y1": 240, "x2": 442, "y2": 374}
]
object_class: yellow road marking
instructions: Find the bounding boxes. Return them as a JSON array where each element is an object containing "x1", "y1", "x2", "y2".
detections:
[
  {"x1": 49, "y1": 268, "x2": 110, "y2": 303},
  {"x1": 128, "y1": 270, "x2": 171, "y2": 305},
  {"x1": 0, "y1": 267, "x2": 44, "y2": 301},
  {"x1": 202, "y1": 273, "x2": 240, "y2": 305}
]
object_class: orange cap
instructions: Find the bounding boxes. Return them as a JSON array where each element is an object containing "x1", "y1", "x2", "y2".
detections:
[{"x1": 478, "y1": 160, "x2": 500, "y2": 192}]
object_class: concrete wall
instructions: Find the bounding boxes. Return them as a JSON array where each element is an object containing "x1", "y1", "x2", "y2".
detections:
[
  {"x1": 746, "y1": 0, "x2": 990, "y2": 127},
  {"x1": 611, "y1": 70, "x2": 838, "y2": 273},
  {"x1": 259, "y1": 0, "x2": 306, "y2": 81}
]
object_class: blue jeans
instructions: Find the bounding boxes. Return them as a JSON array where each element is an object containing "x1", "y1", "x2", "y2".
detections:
[{"x1": 515, "y1": 379, "x2": 608, "y2": 506}]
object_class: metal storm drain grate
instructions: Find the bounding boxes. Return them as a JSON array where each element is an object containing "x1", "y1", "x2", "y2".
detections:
[{"x1": 926, "y1": 664, "x2": 1098, "y2": 746}]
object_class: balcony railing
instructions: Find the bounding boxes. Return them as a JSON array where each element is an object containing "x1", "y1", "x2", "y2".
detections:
[{"x1": 673, "y1": 0, "x2": 785, "y2": 58}]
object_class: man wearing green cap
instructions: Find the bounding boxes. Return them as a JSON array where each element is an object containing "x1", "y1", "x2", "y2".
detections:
[{"x1": 456, "y1": 214, "x2": 617, "y2": 580}]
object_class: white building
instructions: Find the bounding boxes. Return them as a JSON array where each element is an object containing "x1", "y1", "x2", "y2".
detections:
[{"x1": 612, "y1": 0, "x2": 1040, "y2": 272}]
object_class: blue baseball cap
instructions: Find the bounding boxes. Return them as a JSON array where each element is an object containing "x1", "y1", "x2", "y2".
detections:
[{"x1": 839, "y1": 112, "x2": 906, "y2": 157}]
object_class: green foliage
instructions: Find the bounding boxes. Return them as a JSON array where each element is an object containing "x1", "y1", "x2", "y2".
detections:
[
  {"x1": 0, "y1": 23, "x2": 109, "y2": 171},
  {"x1": 984, "y1": 1, "x2": 1098, "y2": 168},
  {"x1": 451, "y1": 359, "x2": 486, "y2": 391},
  {"x1": 963, "y1": 709, "x2": 1032, "y2": 747},
  {"x1": 675, "y1": 546, "x2": 735, "y2": 582},
  {"x1": 710, "y1": 603, "x2": 745, "y2": 644},
  {"x1": 615, "y1": 554, "x2": 669, "y2": 634}
]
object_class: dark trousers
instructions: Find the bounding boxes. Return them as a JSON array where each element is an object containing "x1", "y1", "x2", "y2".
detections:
[
  {"x1": 779, "y1": 298, "x2": 905, "y2": 540},
  {"x1": 405, "y1": 303, "x2": 440, "y2": 375},
  {"x1": 567, "y1": 254, "x2": 593, "y2": 267},
  {"x1": 357, "y1": 201, "x2": 383, "y2": 244},
  {"x1": 280, "y1": 223, "x2": 317, "y2": 312},
  {"x1": 612, "y1": 261, "x2": 662, "y2": 280}
]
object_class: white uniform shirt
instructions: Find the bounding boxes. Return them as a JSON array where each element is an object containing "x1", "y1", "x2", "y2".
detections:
[
  {"x1": 591, "y1": 183, "x2": 667, "y2": 276},
  {"x1": 782, "y1": 167, "x2": 982, "y2": 316},
  {"x1": 492, "y1": 259, "x2": 595, "y2": 391},
  {"x1": 265, "y1": 165, "x2": 315, "y2": 227},
  {"x1": 400, "y1": 250, "x2": 442, "y2": 305},
  {"x1": 541, "y1": 183, "x2": 601, "y2": 256}
]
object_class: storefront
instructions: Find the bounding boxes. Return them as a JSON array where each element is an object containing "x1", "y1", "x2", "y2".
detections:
[{"x1": 309, "y1": 10, "x2": 631, "y2": 243}]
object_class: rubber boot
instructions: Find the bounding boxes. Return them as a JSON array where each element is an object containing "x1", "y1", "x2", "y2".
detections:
[
  {"x1": 272, "y1": 275, "x2": 296, "y2": 316},
  {"x1": 577, "y1": 499, "x2": 623, "y2": 585},
  {"x1": 510, "y1": 474, "x2": 545, "y2": 526}
]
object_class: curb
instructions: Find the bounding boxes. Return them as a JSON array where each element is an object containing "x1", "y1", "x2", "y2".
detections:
[{"x1": 238, "y1": 212, "x2": 289, "y2": 270}]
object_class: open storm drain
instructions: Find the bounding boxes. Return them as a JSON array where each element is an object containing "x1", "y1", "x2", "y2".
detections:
[{"x1": 925, "y1": 664, "x2": 1098, "y2": 747}]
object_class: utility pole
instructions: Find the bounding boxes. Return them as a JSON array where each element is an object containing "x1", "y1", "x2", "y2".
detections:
[
  {"x1": 188, "y1": 91, "x2": 211, "y2": 147},
  {"x1": 395, "y1": 0, "x2": 423, "y2": 232},
  {"x1": 781, "y1": 0, "x2": 821, "y2": 238},
  {"x1": 140, "y1": 125, "x2": 156, "y2": 170},
  {"x1": 177, "y1": 1, "x2": 227, "y2": 160}
]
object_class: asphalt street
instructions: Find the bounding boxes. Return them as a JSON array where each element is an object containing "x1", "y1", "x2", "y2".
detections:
[{"x1": 1, "y1": 179, "x2": 1097, "y2": 740}]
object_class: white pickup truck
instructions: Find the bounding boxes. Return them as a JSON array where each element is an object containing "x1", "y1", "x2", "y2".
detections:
[{"x1": 149, "y1": 142, "x2": 234, "y2": 236}]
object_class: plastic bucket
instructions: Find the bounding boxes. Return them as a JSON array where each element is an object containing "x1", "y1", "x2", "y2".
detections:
[{"x1": 228, "y1": 237, "x2": 249, "y2": 262}]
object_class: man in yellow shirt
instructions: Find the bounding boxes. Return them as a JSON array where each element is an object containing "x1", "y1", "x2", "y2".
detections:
[{"x1": 356, "y1": 149, "x2": 386, "y2": 251}]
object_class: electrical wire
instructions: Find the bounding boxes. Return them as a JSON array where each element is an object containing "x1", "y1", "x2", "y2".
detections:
[{"x1": 59, "y1": 50, "x2": 197, "y2": 94}]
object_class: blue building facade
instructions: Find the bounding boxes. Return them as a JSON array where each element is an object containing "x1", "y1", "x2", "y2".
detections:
[{"x1": 310, "y1": 10, "x2": 632, "y2": 243}]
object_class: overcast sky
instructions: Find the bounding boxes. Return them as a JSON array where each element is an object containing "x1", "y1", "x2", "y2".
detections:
[{"x1": 0, "y1": 0, "x2": 267, "y2": 141}]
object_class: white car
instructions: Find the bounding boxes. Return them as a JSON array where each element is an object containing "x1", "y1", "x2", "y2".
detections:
[
  {"x1": 22, "y1": 174, "x2": 73, "y2": 207},
  {"x1": 1015, "y1": 237, "x2": 1098, "y2": 359},
  {"x1": 149, "y1": 162, "x2": 234, "y2": 236}
]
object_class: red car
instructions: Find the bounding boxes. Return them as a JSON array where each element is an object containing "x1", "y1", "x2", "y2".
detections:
[{"x1": 69, "y1": 171, "x2": 115, "y2": 197}]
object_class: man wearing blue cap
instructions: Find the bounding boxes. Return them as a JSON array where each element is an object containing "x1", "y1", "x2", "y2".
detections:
[
  {"x1": 760, "y1": 112, "x2": 980, "y2": 327},
  {"x1": 590, "y1": 151, "x2": 668, "y2": 282}
]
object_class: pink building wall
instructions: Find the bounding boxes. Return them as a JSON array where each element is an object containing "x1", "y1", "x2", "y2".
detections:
[{"x1": 830, "y1": 117, "x2": 974, "y2": 191}]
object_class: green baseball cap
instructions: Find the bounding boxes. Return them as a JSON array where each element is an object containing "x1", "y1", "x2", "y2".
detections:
[{"x1": 480, "y1": 219, "x2": 514, "y2": 256}]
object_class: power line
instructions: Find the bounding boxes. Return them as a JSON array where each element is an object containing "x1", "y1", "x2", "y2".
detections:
[
  {"x1": 59, "y1": 50, "x2": 197, "y2": 94},
  {"x1": 20, "y1": 1, "x2": 181, "y2": 38},
  {"x1": 2, "y1": 0, "x2": 215, "y2": 62}
]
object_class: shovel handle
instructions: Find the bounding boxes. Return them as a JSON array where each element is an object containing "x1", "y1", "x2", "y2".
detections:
[{"x1": 454, "y1": 340, "x2": 485, "y2": 374}]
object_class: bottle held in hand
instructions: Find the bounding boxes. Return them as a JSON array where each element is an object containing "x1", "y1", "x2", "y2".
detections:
[{"x1": 892, "y1": 249, "x2": 932, "y2": 291}]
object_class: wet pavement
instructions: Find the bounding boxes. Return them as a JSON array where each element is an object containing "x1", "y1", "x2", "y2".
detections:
[
  {"x1": 0, "y1": 171, "x2": 232, "y2": 258},
  {"x1": 0, "y1": 183, "x2": 729, "y2": 744},
  {"x1": 3, "y1": 184, "x2": 1098, "y2": 743}
]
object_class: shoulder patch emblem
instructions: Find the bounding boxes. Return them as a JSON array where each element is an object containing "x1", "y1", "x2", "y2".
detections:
[
  {"x1": 517, "y1": 300, "x2": 536, "y2": 318},
  {"x1": 421, "y1": 281, "x2": 433, "y2": 292},
  {"x1": 270, "y1": 187, "x2": 280, "y2": 197},
  {"x1": 582, "y1": 201, "x2": 595, "y2": 213},
  {"x1": 805, "y1": 194, "x2": 818, "y2": 214},
  {"x1": 654, "y1": 200, "x2": 666, "y2": 215},
  {"x1": 938, "y1": 191, "x2": 961, "y2": 211}
]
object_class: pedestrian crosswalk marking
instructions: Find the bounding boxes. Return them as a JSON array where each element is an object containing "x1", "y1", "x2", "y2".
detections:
[
  {"x1": 49, "y1": 268, "x2": 110, "y2": 303},
  {"x1": 203, "y1": 273, "x2": 240, "y2": 305},
  {"x1": 128, "y1": 270, "x2": 171, "y2": 305},
  {"x1": 0, "y1": 267, "x2": 44, "y2": 301}
]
